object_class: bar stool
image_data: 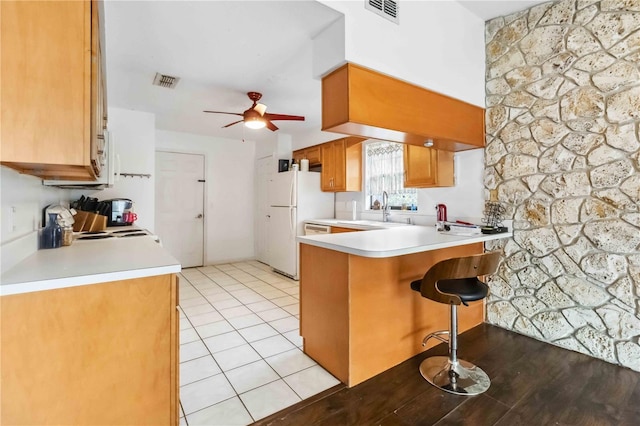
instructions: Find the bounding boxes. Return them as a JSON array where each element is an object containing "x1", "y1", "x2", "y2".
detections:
[{"x1": 410, "y1": 251, "x2": 501, "y2": 396}]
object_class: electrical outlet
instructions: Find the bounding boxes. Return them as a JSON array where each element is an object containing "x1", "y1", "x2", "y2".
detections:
[{"x1": 489, "y1": 190, "x2": 498, "y2": 201}]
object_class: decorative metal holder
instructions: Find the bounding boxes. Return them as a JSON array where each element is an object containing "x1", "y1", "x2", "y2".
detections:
[{"x1": 481, "y1": 201, "x2": 507, "y2": 234}]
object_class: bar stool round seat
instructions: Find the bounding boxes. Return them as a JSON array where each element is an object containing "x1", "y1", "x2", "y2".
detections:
[
  {"x1": 410, "y1": 278, "x2": 488, "y2": 303},
  {"x1": 410, "y1": 252, "x2": 500, "y2": 396}
]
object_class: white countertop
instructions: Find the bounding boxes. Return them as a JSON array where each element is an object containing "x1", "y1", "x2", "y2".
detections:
[
  {"x1": 297, "y1": 224, "x2": 512, "y2": 258},
  {"x1": 1, "y1": 236, "x2": 181, "y2": 296}
]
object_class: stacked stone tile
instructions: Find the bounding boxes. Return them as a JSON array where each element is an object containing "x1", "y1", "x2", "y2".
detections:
[{"x1": 484, "y1": 0, "x2": 640, "y2": 371}]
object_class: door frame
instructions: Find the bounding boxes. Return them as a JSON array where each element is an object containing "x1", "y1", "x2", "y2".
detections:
[{"x1": 155, "y1": 149, "x2": 208, "y2": 266}]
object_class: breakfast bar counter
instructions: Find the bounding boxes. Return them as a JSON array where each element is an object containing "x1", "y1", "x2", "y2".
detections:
[{"x1": 296, "y1": 225, "x2": 511, "y2": 387}]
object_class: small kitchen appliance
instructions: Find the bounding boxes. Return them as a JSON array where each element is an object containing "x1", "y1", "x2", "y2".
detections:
[
  {"x1": 436, "y1": 203, "x2": 447, "y2": 230},
  {"x1": 105, "y1": 198, "x2": 134, "y2": 226}
]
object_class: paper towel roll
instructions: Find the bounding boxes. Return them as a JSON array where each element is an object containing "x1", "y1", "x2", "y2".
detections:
[{"x1": 300, "y1": 158, "x2": 309, "y2": 172}]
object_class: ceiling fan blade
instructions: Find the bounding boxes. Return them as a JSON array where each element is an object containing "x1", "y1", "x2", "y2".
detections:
[
  {"x1": 203, "y1": 110, "x2": 243, "y2": 117},
  {"x1": 222, "y1": 120, "x2": 244, "y2": 128},
  {"x1": 265, "y1": 119, "x2": 278, "y2": 131},
  {"x1": 253, "y1": 103, "x2": 267, "y2": 116},
  {"x1": 263, "y1": 113, "x2": 305, "y2": 121}
]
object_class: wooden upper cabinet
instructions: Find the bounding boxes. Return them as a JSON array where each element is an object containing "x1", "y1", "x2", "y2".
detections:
[
  {"x1": 0, "y1": 0, "x2": 106, "y2": 180},
  {"x1": 304, "y1": 146, "x2": 321, "y2": 165},
  {"x1": 321, "y1": 137, "x2": 363, "y2": 192},
  {"x1": 292, "y1": 150, "x2": 305, "y2": 165},
  {"x1": 320, "y1": 142, "x2": 337, "y2": 191},
  {"x1": 292, "y1": 145, "x2": 322, "y2": 167},
  {"x1": 322, "y1": 63, "x2": 485, "y2": 152},
  {"x1": 404, "y1": 145, "x2": 454, "y2": 188}
]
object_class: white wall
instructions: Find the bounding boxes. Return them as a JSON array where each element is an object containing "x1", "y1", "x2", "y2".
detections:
[
  {"x1": 156, "y1": 130, "x2": 256, "y2": 265},
  {"x1": 335, "y1": 149, "x2": 485, "y2": 224},
  {"x1": 309, "y1": 1, "x2": 487, "y2": 222},
  {"x1": 316, "y1": 0, "x2": 486, "y2": 107},
  {"x1": 0, "y1": 167, "x2": 70, "y2": 272},
  {"x1": 70, "y1": 108, "x2": 156, "y2": 231}
]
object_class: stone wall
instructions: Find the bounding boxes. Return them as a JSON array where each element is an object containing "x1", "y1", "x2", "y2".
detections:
[{"x1": 484, "y1": 0, "x2": 640, "y2": 371}]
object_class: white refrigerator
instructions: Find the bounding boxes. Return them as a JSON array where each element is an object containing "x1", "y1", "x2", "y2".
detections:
[{"x1": 268, "y1": 170, "x2": 334, "y2": 280}]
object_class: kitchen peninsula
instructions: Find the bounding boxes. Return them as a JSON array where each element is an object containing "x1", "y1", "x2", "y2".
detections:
[
  {"x1": 0, "y1": 236, "x2": 181, "y2": 425},
  {"x1": 297, "y1": 225, "x2": 511, "y2": 387}
]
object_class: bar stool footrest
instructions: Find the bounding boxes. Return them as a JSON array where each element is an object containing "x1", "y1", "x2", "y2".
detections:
[
  {"x1": 419, "y1": 356, "x2": 490, "y2": 396},
  {"x1": 422, "y1": 330, "x2": 449, "y2": 346}
]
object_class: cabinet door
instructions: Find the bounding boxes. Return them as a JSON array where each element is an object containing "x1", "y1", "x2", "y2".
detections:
[
  {"x1": 404, "y1": 145, "x2": 454, "y2": 188},
  {"x1": 305, "y1": 146, "x2": 322, "y2": 166},
  {"x1": 91, "y1": 4, "x2": 104, "y2": 177},
  {"x1": 332, "y1": 139, "x2": 347, "y2": 191},
  {"x1": 320, "y1": 143, "x2": 335, "y2": 191},
  {"x1": 0, "y1": 0, "x2": 106, "y2": 181},
  {"x1": 404, "y1": 144, "x2": 437, "y2": 187},
  {"x1": 292, "y1": 150, "x2": 304, "y2": 165},
  {"x1": 0, "y1": 274, "x2": 179, "y2": 425},
  {"x1": 1, "y1": 1, "x2": 90, "y2": 168}
]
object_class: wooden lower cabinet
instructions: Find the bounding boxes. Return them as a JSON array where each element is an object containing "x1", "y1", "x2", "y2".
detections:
[
  {"x1": 299, "y1": 243, "x2": 484, "y2": 387},
  {"x1": 0, "y1": 274, "x2": 179, "y2": 425},
  {"x1": 330, "y1": 226, "x2": 360, "y2": 234}
]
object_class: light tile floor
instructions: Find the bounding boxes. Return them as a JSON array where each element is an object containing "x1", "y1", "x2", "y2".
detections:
[{"x1": 178, "y1": 261, "x2": 340, "y2": 425}]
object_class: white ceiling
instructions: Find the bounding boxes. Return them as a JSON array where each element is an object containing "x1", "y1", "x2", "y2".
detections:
[{"x1": 104, "y1": 0, "x2": 550, "y2": 145}]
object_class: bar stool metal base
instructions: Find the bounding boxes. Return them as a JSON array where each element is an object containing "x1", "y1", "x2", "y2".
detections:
[{"x1": 419, "y1": 356, "x2": 490, "y2": 396}]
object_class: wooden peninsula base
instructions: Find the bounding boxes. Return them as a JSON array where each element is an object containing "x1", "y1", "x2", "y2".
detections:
[
  {"x1": 300, "y1": 242, "x2": 484, "y2": 387},
  {"x1": 1, "y1": 274, "x2": 179, "y2": 425}
]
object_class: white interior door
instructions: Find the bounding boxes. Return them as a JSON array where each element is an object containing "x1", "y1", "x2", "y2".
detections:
[
  {"x1": 155, "y1": 151, "x2": 205, "y2": 268},
  {"x1": 256, "y1": 157, "x2": 273, "y2": 264}
]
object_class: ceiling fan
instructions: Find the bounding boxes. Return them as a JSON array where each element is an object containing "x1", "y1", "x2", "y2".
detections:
[{"x1": 204, "y1": 92, "x2": 305, "y2": 131}]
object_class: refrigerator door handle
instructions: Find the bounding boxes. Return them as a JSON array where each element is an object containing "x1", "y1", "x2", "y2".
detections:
[
  {"x1": 289, "y1": 173, "x2": 295, "y2": 207},
  {"x1": 289, "y1": 206, "x2": 295, "y2": 238}
]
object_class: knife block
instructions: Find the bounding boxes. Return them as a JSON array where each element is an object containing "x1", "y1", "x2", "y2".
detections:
[{"x1": 74, "y1": 212, "x2": 107, "y2": 232}]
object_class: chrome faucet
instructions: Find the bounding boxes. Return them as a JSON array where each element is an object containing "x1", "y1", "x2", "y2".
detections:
[{"x1": 382, "y1": 191, "x2": 391, "y2": 222}]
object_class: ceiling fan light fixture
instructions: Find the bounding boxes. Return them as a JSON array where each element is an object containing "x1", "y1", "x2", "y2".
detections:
[
  {"x1": 204, "y1": 92, "x2": 303, "y2": 132},
  {"x1": 254, "y1": 103, "x2": 267, "y2": 116},
  {"x1": 244, "y1": 117, "x2": 266, "y2": 129}
]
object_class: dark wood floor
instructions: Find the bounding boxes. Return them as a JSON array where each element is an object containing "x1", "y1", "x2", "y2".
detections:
[{"x1": 255, "y1": 324, "x2": 640, "y2": 426}]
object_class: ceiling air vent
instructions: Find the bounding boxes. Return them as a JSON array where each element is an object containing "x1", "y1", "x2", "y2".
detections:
[
  {"x1": 152, "y1": 73, "x2": 180, "y2": 89},
  {"x1": 365, "y1": 0, "x2": 399, "y2": 24}
]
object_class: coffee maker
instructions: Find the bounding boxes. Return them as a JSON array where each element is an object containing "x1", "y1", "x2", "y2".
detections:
[{"x1": 106, "y1": 198, "x2": 135, "y2": 226}]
